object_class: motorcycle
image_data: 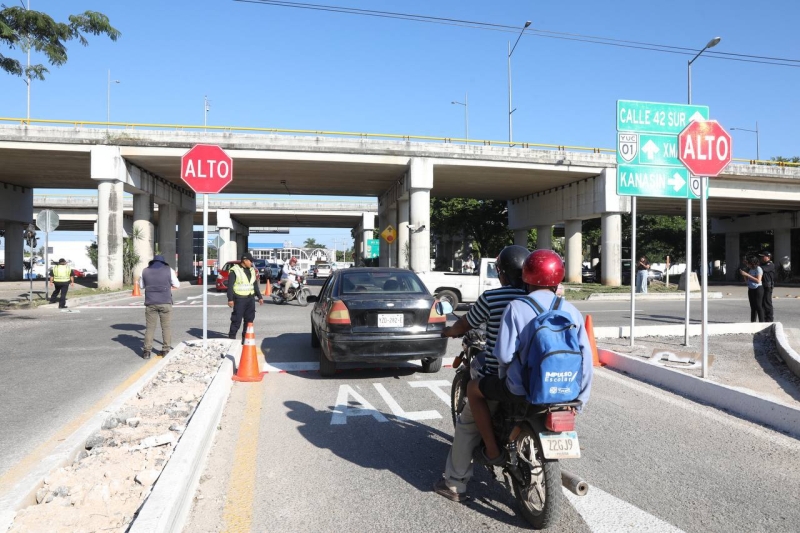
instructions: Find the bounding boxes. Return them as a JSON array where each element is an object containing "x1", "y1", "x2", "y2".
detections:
[
  {"x1": 449, "y1": 318, "x2": 588, "y2": 529},
  {"x1": 779, "y1": 256, "x2": 792, "y2": 282},
  {"x1": 272, "y1": 274, "x2": 312, "y2": 307}
]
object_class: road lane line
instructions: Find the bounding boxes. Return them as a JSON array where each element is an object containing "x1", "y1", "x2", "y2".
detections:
[
  {"x1": 372, "y1": 383, "x2": 441, "y2": 421},
  {"x1": 0, "y1": 356, "x2": 160, "y2": 493},
  {"x1": 596, "y1": 368, "x2": 800, "y2": 451},
  {"x1": 222, "y1": 383, "x2": 264, "y2": 532},
  {"x1": 261, "y1": 357, "x2": 456, "y2": 374},
  {"x1": 330, "y1": 385, "x2": 388, "y2": 425},
  {"x1": 563, "y1": 485, "x2": 685, "y2": 532},
  {"x1": 408, "y1": 380, "x2": 452, "y2": 405}
]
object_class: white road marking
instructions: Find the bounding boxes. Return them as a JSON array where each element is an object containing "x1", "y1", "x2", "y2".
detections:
[
  {"x1": 330, "y1": 385, "x2": 388, "y2": 425},
  {"x1": 408, "y1": 380, "x2": 452, "y2": 405},
  {"x1": 597, "y1": 368, "x2": 800, "y2": 451},
  {"x1": 563, "y1": 485, "x2": 685, "y2": 533},
  {"x1": 261, "y1": 358, "x2": 456, "y2": 374},
  {"x1": 372, "y1": 383, "x2": 441, "y2": 421}
]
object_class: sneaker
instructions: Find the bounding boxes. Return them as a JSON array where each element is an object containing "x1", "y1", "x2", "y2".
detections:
[
  {"x1": 433, "y1": 478, "x2": 469, "y2": 503},
  {"x1": 142, "y1": 351, "x2": 151, "y2": 360},
  {"x1": 159, "y1": 347, "x2": 172, "y2": 357},
  {"x1": 228, "y1": 333, "x2": 236, "y2": 340}
]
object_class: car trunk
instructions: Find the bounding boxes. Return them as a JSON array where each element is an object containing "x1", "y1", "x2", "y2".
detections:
[{"x1": 340, "y1": 295, "x2": 432, "y2": 333}]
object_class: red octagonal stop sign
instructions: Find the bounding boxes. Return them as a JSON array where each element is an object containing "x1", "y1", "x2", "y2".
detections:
[
  {"x1": 678, "y1": 120, "x2": 732, "y2": 177},
  {"x1": 180, "y1": 144, "x2": 233, "y2": 194}
]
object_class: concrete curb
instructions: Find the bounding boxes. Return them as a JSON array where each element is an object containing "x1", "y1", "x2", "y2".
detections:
[
  {"x1": 0, "y1": 345, "x2": 182, "y2": 533},
  {"x1": 129, "y1": 341, "x2": 239, "y2": 533},
  {"x1": 598, "y1": 348, "x2": 800, "y2": 440},
  {"x1": 772, "y1": 323, "x2": 800, "y2": 380},
  {"x1": 586, "y1": 291, "x2": 722, "y2": 301},
  {"x1": 593, "y1": 322, "x2": 771, "y2": 339}
]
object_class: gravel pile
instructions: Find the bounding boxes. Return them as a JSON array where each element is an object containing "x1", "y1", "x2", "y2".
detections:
[{"x1": 8, "y1": 341, "x2": 229, "y2": 533}]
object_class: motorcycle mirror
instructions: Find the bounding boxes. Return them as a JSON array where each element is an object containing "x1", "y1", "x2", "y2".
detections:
[
  {"x1": 306, "y1": 295, "x2": 318, "y2": 304},
  {"x1": 435, "y1": 301, "x2": 453, "y2": 316}
]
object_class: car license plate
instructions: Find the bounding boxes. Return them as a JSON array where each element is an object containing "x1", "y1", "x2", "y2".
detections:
[
  {"x1": 539, "y1": 431, "x2": 580, "y2": 459},
  {"x1": 378, "y1": 314, "x2": 403, "y2": 328}
]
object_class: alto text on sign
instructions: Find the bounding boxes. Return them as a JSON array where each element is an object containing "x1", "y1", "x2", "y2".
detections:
[
  {"x1": 678, "y1": 120, "x2": 732, "y2": 177},
  {"x1": 180, "y1": 144, "x2": 234, "y2": 194}
]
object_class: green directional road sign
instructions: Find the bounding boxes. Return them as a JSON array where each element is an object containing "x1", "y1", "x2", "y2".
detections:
[
  {"x1": 366, "y1": 238, "x2": 380, "y2": 259},
  {"x1": 617, "y1": 165, "x2": 691, "y2": 198},
  {"x1": 617, "y1": 100, "x2": 709, "y2": 135},
  {"x1": 617, "y1": 132, "x2": 681, "y2": 167}
]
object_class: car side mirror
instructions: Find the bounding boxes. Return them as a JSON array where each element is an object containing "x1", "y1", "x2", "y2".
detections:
[
  {"x1": 306, "y1": 295, "x2": 318, "y2": 304},
  {"x1": 435, "y1": 301, "x2": 453, "y2": 316}
]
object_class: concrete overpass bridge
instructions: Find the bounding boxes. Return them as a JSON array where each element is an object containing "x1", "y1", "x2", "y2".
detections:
[{"x1": 1, "y1": 120, "x2": 799, "y2": 288}]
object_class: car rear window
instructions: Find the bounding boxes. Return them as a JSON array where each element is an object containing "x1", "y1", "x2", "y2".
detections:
[{"x1": 339, "y1": 271, "x2": 426, "y2": 295}]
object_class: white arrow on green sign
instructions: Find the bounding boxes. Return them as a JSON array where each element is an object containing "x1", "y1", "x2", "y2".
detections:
[
  {"x1": 617, "y1": 100, "x2": 709, "y2": 135},
  {"x1": 617, "y1": 132, "x2": 681, "y2": 167},
  {"x1": 617, "y1": 165, "x2": 691, "y2": 198}
]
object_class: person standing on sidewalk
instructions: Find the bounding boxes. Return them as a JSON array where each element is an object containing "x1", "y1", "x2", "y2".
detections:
[
  {"x1": 636, "y1": 255, "x2": 650, "y2": 293},
  {"x1": 740, "y1": 257, "x2": 764, "y2": 323},
  {"x1": 759, "y1": 251, "x2": 776, "y2": 322},
  {"x1": 227, "y1": 252, "x2": 264, "y2": 343},
  {"x1": 140, "y1": 254, "x2": 180, "y2": 359},
  {"x1": 49, "y1": 258, "x2": 74, "y2": 309}
]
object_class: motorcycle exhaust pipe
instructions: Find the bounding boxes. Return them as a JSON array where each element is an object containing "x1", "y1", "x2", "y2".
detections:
[{"x1": 561, "y1": 469, "x2": 589, "y2": 496}]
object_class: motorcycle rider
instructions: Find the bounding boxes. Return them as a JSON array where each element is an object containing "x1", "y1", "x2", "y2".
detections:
[
  {"x1": 467, "y1": 249, "x2": 594, "y2": 467},
  {"x1": 280, "y1": 256, "x2": 302, "y2": 296},
  {"x1": 434, "y1": 245, "x2": 529, "y2": 502}
]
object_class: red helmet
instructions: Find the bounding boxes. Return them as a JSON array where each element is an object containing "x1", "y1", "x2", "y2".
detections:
[
  {"x1": 289, "y1": 256, "x2": 298, "y2": 264},
  {"x1": 522, "y1": 250, "x2": 564, "y2": 287}
]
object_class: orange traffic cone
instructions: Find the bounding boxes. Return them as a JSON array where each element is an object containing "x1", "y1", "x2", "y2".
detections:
[
  {"x1": 264, "y1": 280, "x2": 272, "y2": 297},
  {"x1": 584, "y1": 314, "x2": 604, "y2": 367},
  {"x1": 132, "y1": 279, "x2": 142, "y2": 297},
  {"x1": 232, "y1": 322, "x2": 263, "y2": 382}
]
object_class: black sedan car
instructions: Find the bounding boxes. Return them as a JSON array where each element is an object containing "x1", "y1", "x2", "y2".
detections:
[
  {"x1": 309, "y1": 268, "x2": 449, "y2": 377},
  {"x1": 253, "y1": 259, "x2": 271, "y2": 283}
]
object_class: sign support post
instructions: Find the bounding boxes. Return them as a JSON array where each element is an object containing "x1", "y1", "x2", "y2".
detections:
[
  {"x1": 630, "y1": 197, "x2": 637, "y2": 347},
  {"x1": 700, "y1": 177, "x2": 709, "y2": 378},
  {"x1": 203, "y1": 194, "x2": 208, "y2": 348},
  {"x1": 685, "y1": 198, "x2": 692, "y2": 346}
]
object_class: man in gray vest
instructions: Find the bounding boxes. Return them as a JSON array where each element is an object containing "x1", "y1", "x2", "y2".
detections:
[{"x1": 140, "y1": 255, "x2": 180, "y2": 359}]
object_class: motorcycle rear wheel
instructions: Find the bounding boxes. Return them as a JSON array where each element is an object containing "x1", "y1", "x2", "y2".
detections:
[
  {"x1": 450, "y1": 367, "x2": 469, "y2": 428},
  {"x1": 512, "y1": 424, "x2": 562, "y2": 529}
]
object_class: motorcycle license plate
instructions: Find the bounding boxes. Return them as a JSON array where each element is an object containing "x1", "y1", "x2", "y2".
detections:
[
  {"x1": 378, "y1": 314, "x2": 403, "y2": 328},
  {"x1": 539, "y1": 431, "x2": 580, "y2": 459}
]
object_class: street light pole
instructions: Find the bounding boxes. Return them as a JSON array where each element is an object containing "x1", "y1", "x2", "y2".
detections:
[
  {"x1": 204, "y1": 95, "x2": 211, "y2": 132},
  {"x1": 107, "y1": 70, "x2": 120, "y2": 131},
  {"x1": 684, "y1": 36, "x2": 721, "y2": 347},
  {"x1": 731, "y1": 122, "x2": 760, "y2": 161},
  {"x1": 451, "y1": 92, "x2": 469, "y2": 143},
  {"x1": 508, "y1": 20, "x2": 531, "y2": 146}
]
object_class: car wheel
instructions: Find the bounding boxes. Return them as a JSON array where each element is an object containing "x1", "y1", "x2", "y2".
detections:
[
  {"x1": 421, "y1": 357, "x2": 443, "y2": 373},
  {"x1": 436, "y1": 290, "x2": 459, "y2": 309},
  {"x1": 310, "y1": 321, "x2": 320, "y2": 348},
  {"x1": 319, "y1": 347, "x2": 336, "y2": 377}
]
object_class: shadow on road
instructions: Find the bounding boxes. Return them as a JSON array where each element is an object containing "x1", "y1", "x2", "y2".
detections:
[
  {"x1": 186, "y1": 327, "x2": 230, "y2": 339},
  {"x1": 111, "y1": 333, "x2": 143, "y2": 355},
  {"x1": 111, "y1": 323, "x2": 145, "y2": 332},
  {"x1": 261, "y1": 332, "x2": 316, "y2": 363},
  {"x1": 284, "y1": 400, "x2": 529, "y2": 527},
  {"x1": 752, "y1": 331, "x2": 800, "y2": 403}
]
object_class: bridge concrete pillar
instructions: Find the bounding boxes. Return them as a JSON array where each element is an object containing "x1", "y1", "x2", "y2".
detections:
[
  {"x1": 178, "y1": 210, "x2": 194, "y2": 280},
  {"x1": 132, "y1": 194, "x2": 154, "y2": 282},
  {"x1": 725, "y1": 232, "x2": 740, "y2": 282},
  {"x1": 536, "y1": 225, "x2": 552, "y2": 250},
  {"x1": 775, "y1": 228, "x2": 791, "y2": 266},
  {"x1": 361, "y1": 212, "x2": 375, "y2": 265},
  {"x1": 565, "y1": 220, "x2": 582, "y2": 284},
  {"x1": 157, "y1": 204, "x2": 178, "y2": 270},
  {"x1": 397, "y1": 198, "x2": 410, "y2": 269},
  {"x1": 378, "y1": 211, "x2": 388, "y2": 267},
  {"x1": 514, "y1": 229, "x2": 528, "y2": 248},
  {"x1": 601, "y1": 213, "x2": 622, "y2": 286},
  {"x1": 218, "y1": 227, "x2": 232, "y2": 265},
  {"x1": 4, "y1": 221, "x2": 24, "y2": 281},
  {"x1": 97, "y1": 180, "x2": 124, "y2": 289},
  {"x1": 409, "y1": 158, "x2": 432, "y2": 273},
  {"x1": 386, "y1": 204, "x2": 398, "y2": 267}
]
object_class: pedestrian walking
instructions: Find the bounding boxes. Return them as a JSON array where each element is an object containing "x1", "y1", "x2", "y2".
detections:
[
  {"x1": 227, "y1": 252, "x2": 264, "y2": 343},
  {"x1": 636, "y1": 255, "x2": 650, "y2": 293},
  {"x1": 140, "y1": 254, "x2": 180, "y2": 359},
  {"x1": 759, "y1": 251, "x2": 776, "y2": 322},
  {"x1": 740, "y1": 257, "x2": 764, "y2": 323},
  {"x1": 49, "y1": 258, "x2": 74, "y2": 309}
]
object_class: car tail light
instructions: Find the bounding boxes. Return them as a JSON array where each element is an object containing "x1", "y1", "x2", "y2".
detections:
[
  {"x1": 428, "y1": 301, "x2": 447, "y2": 323},
  {"x1": 327, "y1": 301, "x2": 351, "y2": 325},
  {"x1": 545, "y1": 411, "x2": 575, "y2": 432}
]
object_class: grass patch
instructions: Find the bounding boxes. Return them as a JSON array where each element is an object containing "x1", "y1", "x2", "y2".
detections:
[{"x1": 562, "y1": 281, "x2": 679, "y2": 301}]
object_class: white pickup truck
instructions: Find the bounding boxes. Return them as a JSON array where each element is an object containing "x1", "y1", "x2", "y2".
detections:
[{"x1": 417, "y1": 258, "x2": 500, "y2": 308}]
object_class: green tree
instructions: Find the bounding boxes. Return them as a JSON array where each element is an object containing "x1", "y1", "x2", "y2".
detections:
[
  {"x1": 1, "y1": 6, "x2": 120, "y2": 80},
  {"x1": 86, "y1": 242, "x2": 98, "y2": 268},
  {"x1": 336, "y1": 248, "x2": 354, "y2": 262},
  {"x1": 431, "y1": 198, "x2": 513, "y2": 259},
  {"x1": 122, "y1": 228, "x2": 143, "y2": 285},
  {"x1": 303, "y1": 237, "x2": 325, "y2": 249}
]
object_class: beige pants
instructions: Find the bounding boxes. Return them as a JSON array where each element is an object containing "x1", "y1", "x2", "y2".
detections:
[
  {"x1": 144, "y1": 304, "x2": 172, "y2": 353},
  {"x1": 443, "y1": 398, "x2": 499, "y2": 493}
]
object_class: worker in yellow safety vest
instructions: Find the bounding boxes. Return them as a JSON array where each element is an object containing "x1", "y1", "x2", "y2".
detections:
[
  {"x1": 49, "y1": 258, "x2": 75, "y2": 309},
  {"x1": 227, "y1": 252, "x2": 264, "y2": 343}
]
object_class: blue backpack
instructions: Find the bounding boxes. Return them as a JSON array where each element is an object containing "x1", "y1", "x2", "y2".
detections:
[{"x1": 518, "y1": 296, "x2": 583, "y2": 405}]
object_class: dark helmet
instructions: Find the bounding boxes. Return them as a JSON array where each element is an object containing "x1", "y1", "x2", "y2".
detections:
[
  {"x1": 522, "y1": 249, "x2": 565, "y2": 288},
  {"x1": 495, "y1": 245, "x2": 529, "y2": 288}
]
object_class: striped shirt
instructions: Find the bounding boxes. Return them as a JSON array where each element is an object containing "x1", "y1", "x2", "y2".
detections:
[{"x1": 465, "y1": 287, "x2": 527, "y2": 375}]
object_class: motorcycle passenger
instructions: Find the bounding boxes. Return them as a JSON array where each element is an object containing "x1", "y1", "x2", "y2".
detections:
[
  {"x1": 466, "y1": 249, "x2": 594, "y2": 467},
  {"x1": 434, "y1": 245, "x2": 530, "y2": 502},
  {"x1": 280, "y1": 256, "x2": 301, "y2": 295}
]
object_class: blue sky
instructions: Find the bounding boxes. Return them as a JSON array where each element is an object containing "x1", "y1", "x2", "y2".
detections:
[{"x1": 2, "y1": 0, "x2": 799, "y2": 247}]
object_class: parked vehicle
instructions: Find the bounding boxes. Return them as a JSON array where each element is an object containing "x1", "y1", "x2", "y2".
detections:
[
  {"x1": 308, "y1": 268, "x2": 449, "y2": 377},
  {"x1": 253, "y1": 259, "x2": 271, "y2": 283},
  {"x1": 268, "y1": 263, "x2": 282, "y2": 283},
  {"x1": 271, "y1": 273, "x2": 312, "y2": 306},
  {"x1": 416, "y1": 257, "x2": 500, "y2": 308},
  {"x1": 215, "y1": 261, "x2": 240, "y2": 292},
  {"x1": 314, "y1": 263, "x2": 333, "y2": 278},
  {"x1": 581, "y1": 266, "x2": 597, "y2": 283}
]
